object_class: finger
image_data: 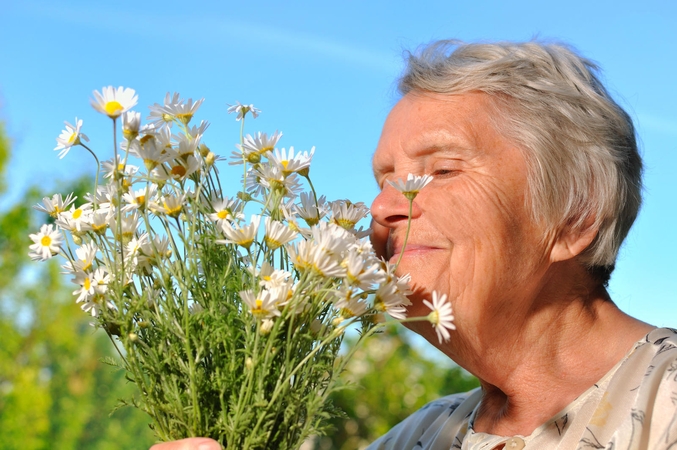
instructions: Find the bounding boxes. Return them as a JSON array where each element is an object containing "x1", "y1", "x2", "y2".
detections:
[{"x1": 150, "y1": 437, "x2": 220, "y2": 450}]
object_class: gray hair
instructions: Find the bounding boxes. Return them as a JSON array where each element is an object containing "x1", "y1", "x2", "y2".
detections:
[{"x1": 399, "y1": 40, "x2": 642, "y2": 282}]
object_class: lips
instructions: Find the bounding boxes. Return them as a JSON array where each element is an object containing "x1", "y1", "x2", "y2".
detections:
[{"x1": 388, "y1": 238, "x2": 443, "y2": 263}]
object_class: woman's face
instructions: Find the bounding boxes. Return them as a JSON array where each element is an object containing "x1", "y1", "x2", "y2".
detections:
[{"x1": 371, "y1": 91, "x2": 554, "y2": 339}]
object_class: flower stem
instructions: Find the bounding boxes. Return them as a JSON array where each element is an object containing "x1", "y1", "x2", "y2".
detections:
[
  {"x1": 394, "y1": 199, "x2": 413, "y2": 270},
  {"x1": 79, "y1": 142, "x2": 101, "y2": 205}
]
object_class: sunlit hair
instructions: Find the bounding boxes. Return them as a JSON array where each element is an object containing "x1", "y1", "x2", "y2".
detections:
[{"x1": 398, "y1": 40, "x2": 642, "y2": 283}]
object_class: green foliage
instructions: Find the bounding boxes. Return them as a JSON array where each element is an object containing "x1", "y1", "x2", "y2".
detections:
[{"x1": 0, "y1": 120, "x2": 9, "y2": 194}]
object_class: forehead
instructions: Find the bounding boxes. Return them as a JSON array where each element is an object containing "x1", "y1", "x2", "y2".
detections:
[{"x1": 372, "y1": 91, "x2": 506, "y2": 175}]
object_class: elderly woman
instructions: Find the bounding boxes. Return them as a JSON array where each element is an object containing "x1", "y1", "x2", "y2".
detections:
[{"x1": 153, "y1": 41, "x2": 677, "y2": 450}]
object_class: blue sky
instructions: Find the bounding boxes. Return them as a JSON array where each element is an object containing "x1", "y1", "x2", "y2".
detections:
[{"x1": 1, "y1": 0, "x2": 675, "y2": 329}]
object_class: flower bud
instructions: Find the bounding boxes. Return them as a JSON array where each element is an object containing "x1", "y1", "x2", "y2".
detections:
[{"x1": 199, "y1": 143, "x2": 210, "y2": 157}]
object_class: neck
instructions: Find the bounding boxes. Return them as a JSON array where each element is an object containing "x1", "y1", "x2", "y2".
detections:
[{"x1": 408, "y1": 262, "x2": 654, "y2": 437}]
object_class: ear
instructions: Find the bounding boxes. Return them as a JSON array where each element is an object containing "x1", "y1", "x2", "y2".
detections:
[{"x1": 550, "y1": 220, "x2": 599, "y2": 263}]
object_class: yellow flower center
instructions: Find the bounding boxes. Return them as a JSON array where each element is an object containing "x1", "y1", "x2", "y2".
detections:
[
  {"x1": 265, "y1": 236, "x2": 283, "y2": 250},
  {"x1": 251, "y1": 299, "x2": 266, "y2": 318},
  {"x1": 140, "y1": 134, "x2": 154, "y2": 145},
  {"x1": 163, "y1": 201, "x2": 182, "y2": 218},
  {"x1": 67, "y1": 132, "x2": 78, "y2": 144},
  {"x1": 104, "y1": 101, "x2": 124, "y2": 117},
  {"x1": 217, "y1": 210, "x2": 229, "y2": 220},
  {"x1": 91, "y1": 222, "x2": 107, "y2": 235},
  {"x1": 41, "y1": 236, "x2": 52, "y2": 246},
  {"x1": 73, "y1": 208, "x2": 83, "y2": 219},
  {"x1": 84, "y1": 277, "x2": 91, "y2": 290},
  {"x1": 171, "y1": 165, "x2": 187, "y2": 178},
  {"x1": 176, "y1": 112, "x2": 193, "y2": 124},
  {"x1": 334, "y1": 218, "x2": 356, "y2": 230}
]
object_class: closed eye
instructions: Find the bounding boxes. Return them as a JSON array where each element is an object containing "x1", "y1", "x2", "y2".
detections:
[{"x1": 432, "y1": 169, "x2": 459, "y2": 177}]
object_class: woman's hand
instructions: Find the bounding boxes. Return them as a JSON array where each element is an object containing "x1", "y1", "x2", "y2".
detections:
[{"x1": 150, "y1": 438, "x2": 220, "y2": 450}]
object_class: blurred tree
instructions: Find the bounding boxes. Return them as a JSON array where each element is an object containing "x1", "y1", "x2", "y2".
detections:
[
  {"x1": 0, "y1": 123, "x2": 156, "y2": 450},
  {"x1": 315, "y1": 326, "x2": 480, "y2": 450}
]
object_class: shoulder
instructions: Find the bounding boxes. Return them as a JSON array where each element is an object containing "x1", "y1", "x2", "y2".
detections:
[
  {"x1": 627, "y1": 328, "x2": 677, "y2": 446},
  {"x1": 367, "y1": 388, "x2": 481, "y2": 450}
]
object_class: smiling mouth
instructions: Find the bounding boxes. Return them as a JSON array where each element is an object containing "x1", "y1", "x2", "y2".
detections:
[{"x1": 388, "y1": 243, "x2": 443, "y2": 263}]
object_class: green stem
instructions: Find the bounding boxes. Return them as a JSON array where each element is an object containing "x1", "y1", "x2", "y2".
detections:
[
  {"x1": 240, "y1": 117, "x2": 248, "y2": 193},
  {"x1": 79, "y1": 143, "x2": 101, "y2": 205},
  {"x1": 303, "y1": 174, "x2": 321, "y2": 223},
  {"x1": 394, "y1": 199, "x2": 413, "y2": 270}
]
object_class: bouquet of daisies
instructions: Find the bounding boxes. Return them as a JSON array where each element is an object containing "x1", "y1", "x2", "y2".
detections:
[{"x1": 28, "y1": 87, "x2": 453, "y2": 449}]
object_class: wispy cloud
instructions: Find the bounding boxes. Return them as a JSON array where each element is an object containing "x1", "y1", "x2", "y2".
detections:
[{"x1": 21, "y1": 1, "x2": 400, "y2": 74}]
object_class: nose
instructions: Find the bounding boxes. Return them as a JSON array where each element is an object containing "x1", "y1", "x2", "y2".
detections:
[{"x1": 370, "y1": 183, "x2": 422, "y2": 257}]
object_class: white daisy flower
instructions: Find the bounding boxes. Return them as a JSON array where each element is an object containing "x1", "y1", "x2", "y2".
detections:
[
  {"x1": 34, "y1": 193, "x2": 77, "y2": 218},
  {"x1": 174, "y1": 132, "x2": 201, "y2": 159},
  {"x1": 90, "y1": 209, "x2": 112, "y2": 235},
  {"x1": 268, "y1": 281, "x2": 294, "y2": 307},
  {"x1": 140, "y1": 235, "x2": 172, "y2": 264},
  {"x1": 373, "y1": 276, "x2": 412, "y2": 320},
  {"x1": 333, "y1": 289, "x2": 369, "y2": 319},
  {"x1": 230, "y1": 131, "x2": 282, "y2": 165},
  {"x1": 309, "y1": 222, "x2": 353, "y2": 259},
  {"x1": 287, "y1": 240, "x2": 346, "y2": 279},
  {"x1": 227, "y1": 101, "x2": 260, "y2": 121},
  {"x1": 268, "y1": 146, "x2": 314, "y2": 176},
  {"x1": 147, "y1": 92, "x2": 182, "y2": 128},
  {"x1": 294, "y1": 192, "x2": 326, "y2": 226},
  {"x1": 91, "y1": 267, "x2": 110, "y2": 295},
  {"x1": 343, "y1": 250, "x2": 386, "y2": 290},
  {"x1": 264, "y1": 217, "x2": 298, "y2": 250},
  {"x1": 102, "y1": 155, "x2": 139, "y2": 180},
  {"x1": 85, "y1": 184, "x2": 119, "y2": 214},
  {"x1": 208, "y1": 196, "x2": 244, "y2": 226},
  {"x1": 74, "y1": 242, "x2": 99, "y2": 272},
  {"x1": 249, "y1": 163, "x2": 303, "y2": 198},
  {"x1": 54, "y1": 118, "x2": 89, "y2": 159},
  {"x1": 216, "y1": 215, "x2": 261, "y2": 249},
  {"x1": 184, "y1": 120, "x2": 209, "y2": 141},
  {"x1": 28, "y1": 224, "x2": 63, "y2": 261},
  {"x1": 80, "y1": 292, "x2": 114, "y2": 317},
  {"x1": 387, "y1": 173, "x2": 433, "y2": 200},
  {"x1": 151, "y1": 193, "x2": 186, "y2": 219},
  {"x1": 161, "y1": 97, "x2": 204, "y2": 125},
  {"x1": 248, "y1": 262, "x2": 291, "y2": 290},
  {"x1": 91, "y1": 86, "x2": 138, "y2": 119},
  {"x1": 73, "y1": 271, "x2": 96, "y2": 303},
  {"x1": 56, "y1": 204, "x2": 93, "y2": 233},
  {"x1": 329, "y1": 200, "x2": 370, "y2": 230},
  {"x1": 129, "y1": 137, "x2": 170, "y2": 172},
  {"x1": 239, "y1": 289, "x2": 280, "y2": 319},
  {"x1": 152, "y1": 156, "x2": 200, "y2": 182},
  {"x1": 423, "y1": 291, "x2": 456, "y2": 343},
  {"x1": 121, "y1": 184, "x2": 157, "y2": 212},
  {"x1": 122, "y1": 111, "x2": 141, "y2": 140},
  {"x1": 109, "y1": 212, "x2": 140, "y2": 243}
]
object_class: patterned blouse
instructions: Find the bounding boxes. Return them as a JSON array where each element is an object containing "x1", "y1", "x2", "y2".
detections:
[{"x1": 367, "y1": 327, "x2": 677, "y2": 450}]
